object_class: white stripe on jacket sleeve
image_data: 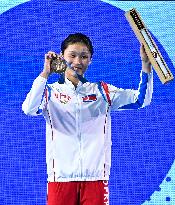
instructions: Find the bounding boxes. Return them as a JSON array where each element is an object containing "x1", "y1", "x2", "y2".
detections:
[{"x1": 108, "y1": 71, "x2": 153, "y2": 111}]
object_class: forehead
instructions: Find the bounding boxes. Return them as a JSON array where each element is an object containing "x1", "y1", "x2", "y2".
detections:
[{"x1": 65, "y1": 43, "x2": 90, "y2": 54}]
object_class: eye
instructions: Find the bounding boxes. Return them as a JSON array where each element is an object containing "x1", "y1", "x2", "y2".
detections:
[
  {"x1": 70, "y1": 54, "x2": 75, "y2": 58},
  {"x1": 81, "y1": 55, "x2": 88, "y2": 59}
]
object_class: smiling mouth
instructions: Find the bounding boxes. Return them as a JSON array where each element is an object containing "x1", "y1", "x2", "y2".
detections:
[{"x1": 73, "y1": 67, "x2": 82, "y2": 70}]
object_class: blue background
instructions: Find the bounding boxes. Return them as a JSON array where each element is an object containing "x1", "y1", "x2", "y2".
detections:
[{"x1": 0, "y1": 0, "x2": 175, "y2": 204}]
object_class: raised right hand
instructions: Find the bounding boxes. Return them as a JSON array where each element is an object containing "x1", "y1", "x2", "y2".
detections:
[{"x1": 40, "y1": 51, "x2": 57, "y2": 79}]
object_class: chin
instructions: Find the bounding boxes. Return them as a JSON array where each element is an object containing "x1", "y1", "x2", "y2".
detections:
[{"x1": 76, "y1": 71, "x2": 83, "y2": 76}]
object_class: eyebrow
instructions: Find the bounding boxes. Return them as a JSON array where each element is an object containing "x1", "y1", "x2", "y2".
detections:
[{"x1": 68, "y1": 51, "x2": 90, "y2": 55}]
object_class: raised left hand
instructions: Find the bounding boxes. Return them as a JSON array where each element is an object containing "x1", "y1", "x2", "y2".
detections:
[{"x1": 140, "y1": 44, "x2": 152, "y2": 73}]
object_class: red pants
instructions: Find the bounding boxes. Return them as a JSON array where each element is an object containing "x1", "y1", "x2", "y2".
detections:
[{"x1": 47, "y1": 180, "x2": 109, "y2": 205}]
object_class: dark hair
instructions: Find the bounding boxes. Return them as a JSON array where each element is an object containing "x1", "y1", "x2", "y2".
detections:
[{"x1": 61, "y1": 33, "x2": 94, "y2": 57}]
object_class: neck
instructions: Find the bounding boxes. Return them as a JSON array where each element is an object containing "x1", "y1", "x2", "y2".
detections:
[{"x1": 67, "y1": 75, "x2": 79, "y2": 87}]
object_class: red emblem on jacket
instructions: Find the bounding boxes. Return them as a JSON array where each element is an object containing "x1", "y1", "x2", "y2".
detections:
[
  {"x1": 54, "y1": 92, "x2": 71, "y2": 104},
  {"x1": 82, "y1": 94, "x2": 97, "y2": 102}
]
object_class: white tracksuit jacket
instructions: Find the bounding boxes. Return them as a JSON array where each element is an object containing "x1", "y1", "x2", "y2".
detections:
[{"x1": 22, "y1": 71, "x2": 153, "y2": 182}]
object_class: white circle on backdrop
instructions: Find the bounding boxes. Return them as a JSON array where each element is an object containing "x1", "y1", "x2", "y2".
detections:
[{"x1": 101, "y1": 0, "x2": 175, "y2": 67}]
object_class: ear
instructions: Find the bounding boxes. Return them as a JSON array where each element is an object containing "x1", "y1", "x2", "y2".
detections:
[
  {"x1": 88, "y1": 58, "x2": 92, "y2": 65},
  {"x1": 60, "y1": 52, "x2": 64, "y2": 57}
]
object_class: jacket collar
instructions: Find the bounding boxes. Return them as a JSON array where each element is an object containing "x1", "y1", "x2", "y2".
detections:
[{"x1": 58, "y1": 73, "x2": 88, "y2": 85}]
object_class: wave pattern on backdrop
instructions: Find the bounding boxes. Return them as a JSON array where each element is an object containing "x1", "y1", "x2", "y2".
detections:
[{"x1": 0, "y1": 0, "x2": 175, "y2": 204}]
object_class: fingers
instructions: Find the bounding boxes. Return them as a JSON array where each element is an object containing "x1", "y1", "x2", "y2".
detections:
[
  {"x1": 140, "y1": 44, "x2": 148, "y2": 58},
  {"x1": 43, "y1": 51, "x2": 56, "y2": 74},
  {"x1": 45, "y1": 51, "x2": 57, "y2": 61},
  {"x1": 44, "y1": 51, "x2": 70, "y2": 73},
  {"x1": 44, "y1": 51, "x2": 68, "y2": 74},
  {"x1": 140, "y1": 43, "x2": 145, "y2": 53}
]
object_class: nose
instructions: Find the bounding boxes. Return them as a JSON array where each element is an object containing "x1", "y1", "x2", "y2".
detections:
[{"x1": 73, "y1": 56, "x2": 82, "y2": 65}]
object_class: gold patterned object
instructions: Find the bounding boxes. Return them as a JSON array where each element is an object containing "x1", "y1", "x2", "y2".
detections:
[
  {"x1": 50, "y1": 54, "x2": 68, "y2": 74},
  {"x1": 125, "y1": 8, "x2": 174, "y2": 84}
]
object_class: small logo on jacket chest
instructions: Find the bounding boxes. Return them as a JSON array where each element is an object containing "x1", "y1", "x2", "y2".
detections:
[
  {"x1": 82, "y1": 94, "x2": 97, "y2": 102},
  {"x1": 54, "y1": 92, "x2": 71, "y2": 104}
]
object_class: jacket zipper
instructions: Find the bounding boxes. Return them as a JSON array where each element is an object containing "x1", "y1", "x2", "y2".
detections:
[{"x1": 76, "y1": 90, "x2": 83, "y2": 178}]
